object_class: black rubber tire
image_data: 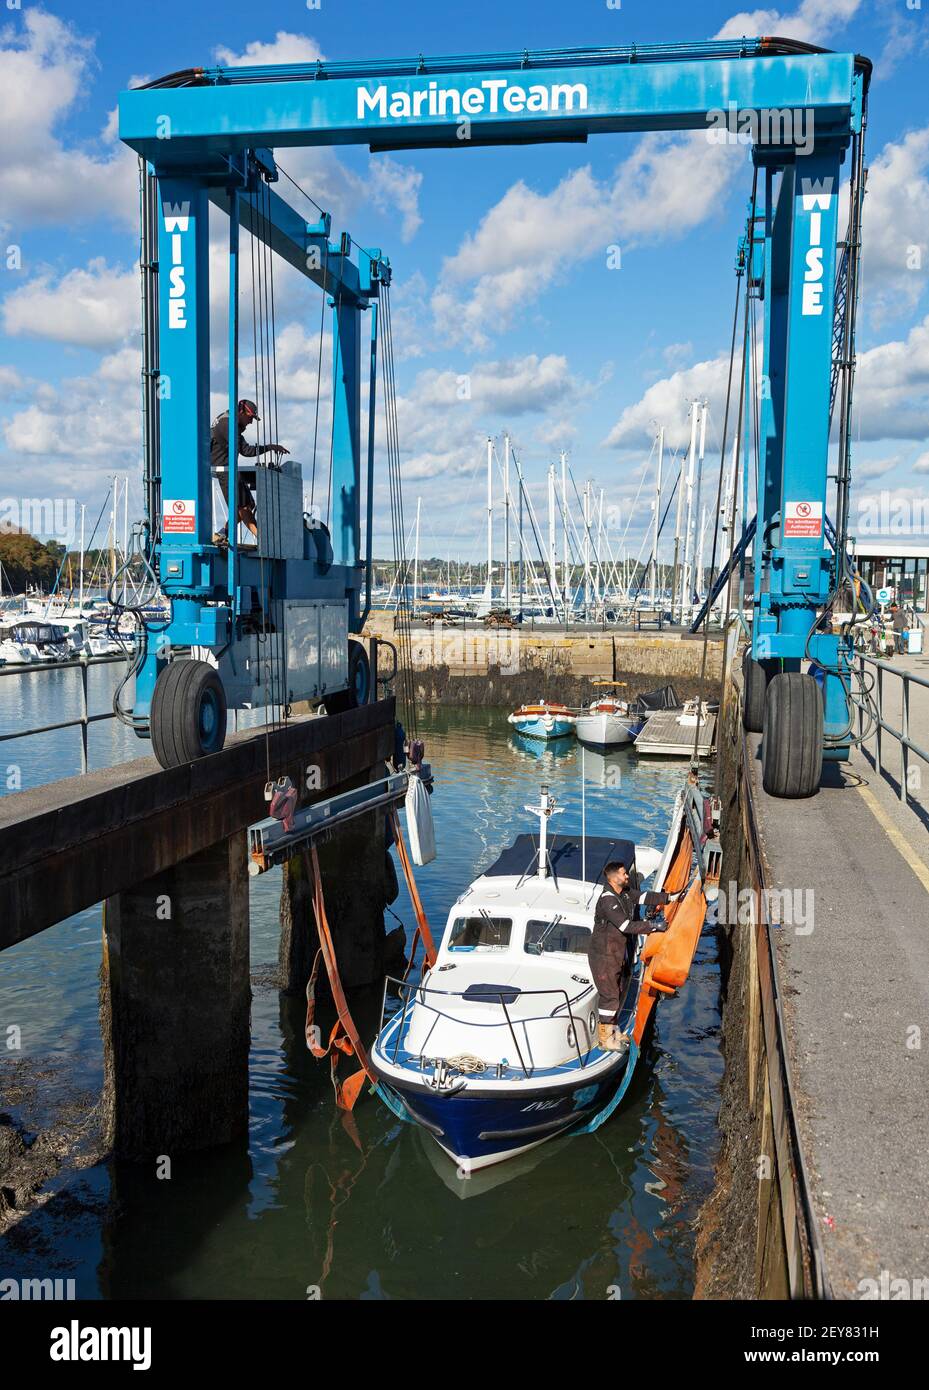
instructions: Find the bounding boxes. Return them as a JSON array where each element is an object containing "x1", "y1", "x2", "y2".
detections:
[
  {"x1": 150, "y1": 658, "x2": 227, "y2": 768},
  {"x1": 742, "y1": 651, "x2": 769, "y2": 733},
  {"x1": 324, "y1": 642, "x2": 371, "y2": 715},
  {"x1": 761, "y1": 671, "x2": 823, "y2": 798}
]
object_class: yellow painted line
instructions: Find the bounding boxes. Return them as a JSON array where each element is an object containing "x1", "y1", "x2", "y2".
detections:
[{"x1": 857, "y1": 783, "x2": 929, "y2": 895}]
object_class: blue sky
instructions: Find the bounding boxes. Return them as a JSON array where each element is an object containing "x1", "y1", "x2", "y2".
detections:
[{"x1": 1, "y1": 0, "x2": 927, "y2": 568}]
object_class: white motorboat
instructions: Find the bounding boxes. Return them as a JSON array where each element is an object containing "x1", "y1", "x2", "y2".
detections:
[
  {"x1": 574, "y1": 696, "x2": 641, "y2": 747},
  {"x1": 0, "y1": 637, "x2": 39, "y2": 667},
  {"x1": 371, "y1": 784, "x2": 709, "y2": 1170}
]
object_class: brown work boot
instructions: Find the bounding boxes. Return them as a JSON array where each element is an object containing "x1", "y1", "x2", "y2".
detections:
[{"x1": 597, "y1": 1022, "x2": 630, "y2": 1053}]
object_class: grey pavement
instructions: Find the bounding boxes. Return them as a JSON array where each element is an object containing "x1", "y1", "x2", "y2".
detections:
[{"x1": 749, "y1": 692, "x2": 929, "y2": 1299}]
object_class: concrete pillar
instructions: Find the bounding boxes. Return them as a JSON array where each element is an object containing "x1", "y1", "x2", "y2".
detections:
[{"x1": 100, "y1": 832, "x2": 250, "y2": 1161}]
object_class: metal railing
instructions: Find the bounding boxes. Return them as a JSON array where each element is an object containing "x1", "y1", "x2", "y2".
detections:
[
  {"x1": 855, "y1": 654, "x2": 929, "y2": 807},
  {"x1": 378, "y1": 974, "x2": 594, "y2": 1080},
  {"x1": 0, "y1": 655, "x2": 123, "y2": 774}
]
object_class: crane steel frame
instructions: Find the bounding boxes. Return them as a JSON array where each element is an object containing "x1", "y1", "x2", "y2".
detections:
[{"x1": 119, "y1": 37, "x2": 869, "y2": 792}]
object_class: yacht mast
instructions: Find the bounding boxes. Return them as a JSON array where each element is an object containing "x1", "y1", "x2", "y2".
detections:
[
  {"x1": 650, "y1": 425, "x2": 664, "y2": 607},
  {"x1": 486, "y1": 435, "x2": 493, "y2": 605}
]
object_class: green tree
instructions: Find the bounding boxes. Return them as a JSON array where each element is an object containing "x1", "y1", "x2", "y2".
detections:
[{"x1": 0, "y1": 531, "x2": 60, "y2": 593}]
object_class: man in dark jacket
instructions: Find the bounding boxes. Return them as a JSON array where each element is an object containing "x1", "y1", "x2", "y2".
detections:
[
  {"x1": 589, "y1": 859, "x2": 682, "y2": 1051},
  {"x1": 211, "y1": 399, "x2": 289, "y2": 543}
]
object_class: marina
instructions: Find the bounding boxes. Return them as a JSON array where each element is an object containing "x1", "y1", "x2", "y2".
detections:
[{"x1": 1, "y1": 5, "x2": 927, "y2": 1356}]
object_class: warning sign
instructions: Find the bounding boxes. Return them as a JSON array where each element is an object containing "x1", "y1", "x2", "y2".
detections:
[
  {"x1": 784, "y1": 500, "x2": 822, "y2": 538},
  {"x1": 162, "y1": 499, "x2": 196, "y2": 534}
]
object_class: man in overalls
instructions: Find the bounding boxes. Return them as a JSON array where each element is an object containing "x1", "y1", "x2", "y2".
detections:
[{"x1": 590, "y1": 860, "x2": 681, "y2": 1052}]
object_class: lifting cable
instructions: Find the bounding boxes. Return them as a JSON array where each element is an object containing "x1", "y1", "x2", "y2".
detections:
[
  {"x1": 699, "y1": 169, "x2": 753, "y2": 770},
  {"x1": 248, "y1": 174, "x2": 290, "y2": 780},
  {"x1": 380, "y1": 284, "x2": 418, "y2": 740}
]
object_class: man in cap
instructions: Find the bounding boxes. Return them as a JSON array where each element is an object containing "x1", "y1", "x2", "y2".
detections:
[
  {"x1": 210, "y1": 399, "x2": 289, "y2": 544},
  {"x1": 590, "y1": 858, "x2": 683, "y2": 1052}
]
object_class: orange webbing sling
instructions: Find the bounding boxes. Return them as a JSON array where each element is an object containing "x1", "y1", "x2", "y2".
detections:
[
  {"x1": 632, "y1": 818, "x2": 707, "y2": 1045},
  {"x1": 388, "y1": 807, "x2": 438, "y2": 969},
  {"x1": 304, "y1": 843, "x2": 378, "y2": 1112}
]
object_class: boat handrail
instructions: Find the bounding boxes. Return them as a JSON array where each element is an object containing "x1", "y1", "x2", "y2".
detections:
[{"x1": 379, "y1": 974, "x2": 594, "y2": 1078}]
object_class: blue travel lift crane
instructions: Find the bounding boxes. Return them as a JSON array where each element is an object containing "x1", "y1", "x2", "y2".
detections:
[{"x1": 118, "y1": 35, "x2": 870, "y2": 797}]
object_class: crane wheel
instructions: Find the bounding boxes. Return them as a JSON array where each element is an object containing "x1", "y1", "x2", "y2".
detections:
[
  {"x1": 151, "y1": 658, "x2": 228, "y2": 768},
  {"x1": 742, "y1": 652, "x2": 769, "y2": 733},
  {"x1": 761, "y1": 672, "x2": 822, "y2": 798},
  {"x1": 324, "y1": 641, "x2": 371, "y2": 715}
]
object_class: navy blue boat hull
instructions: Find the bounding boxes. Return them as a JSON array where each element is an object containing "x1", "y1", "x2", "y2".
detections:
[{"x1": 381, "y1": 1058, "x2": 631, "y2": 1166}]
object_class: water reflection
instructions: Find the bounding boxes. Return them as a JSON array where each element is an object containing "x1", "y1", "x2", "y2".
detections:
[{"x1": 0, "y1": 690, "x2": 722, "y2": 1300}]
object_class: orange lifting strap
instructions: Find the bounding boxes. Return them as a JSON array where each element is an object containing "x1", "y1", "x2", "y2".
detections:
[
  {"x1": 388, "y1": 806, "x2": 438, "y2": 969},
  {"x1": 304, "y1": 843, "x2": 377, "y2": 1112},
  {"x1": 304, "y1": 811, "x2": 437, "y2": 1111}
]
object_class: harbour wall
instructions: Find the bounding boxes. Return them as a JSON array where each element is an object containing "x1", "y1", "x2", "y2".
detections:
[
  {"x1": 363, "y1": 612, "x2": 722, "y2": 707},
  {"x1": 693, "y1": 652, "x2": 821, "y2": 1299}
]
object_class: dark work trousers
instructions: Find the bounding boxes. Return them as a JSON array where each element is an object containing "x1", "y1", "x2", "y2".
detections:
[{"x1": 589, "y1": 924, "x2": 633, "y2": 1020}]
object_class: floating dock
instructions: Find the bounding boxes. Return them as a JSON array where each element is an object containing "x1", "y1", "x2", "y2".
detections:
[{"x1": 635, "y1": 709, "x2": 717, "y2": 757}]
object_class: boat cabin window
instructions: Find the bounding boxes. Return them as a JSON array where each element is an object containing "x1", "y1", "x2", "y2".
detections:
[
  {"x1": 524, "y1": 918, "x2": 591, "y2": 956},
  {"x1": 448, "y1": 915, "x2": 512, "y2": 951}
]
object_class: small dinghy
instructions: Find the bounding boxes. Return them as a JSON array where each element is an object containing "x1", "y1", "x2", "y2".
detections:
[
  {"x1": 507, "y1": 701, "x2": 575, "y2": 740},
  {"x1": 371, "y1": 784, "x2": 716, "y2": 1170},
  {"x1": 575, "y1": 696, "x2": 641, "y2": 747}
]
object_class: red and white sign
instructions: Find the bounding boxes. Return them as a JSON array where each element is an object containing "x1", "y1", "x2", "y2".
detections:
[
  {"x1": 162, "y1": 498, "x2": 196, "y2": 534},
  {"x1": 784, "y1": 499, "x2": 822, "y2": 538}
]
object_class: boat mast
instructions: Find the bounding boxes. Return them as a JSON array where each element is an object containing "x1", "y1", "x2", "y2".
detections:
[
  {"x1": 413, "y1": 495, "x2": 421, "y2": 616},
  {"x1": 547, "y1": 464, "x2": 557, "y2": 615},
  {"x1": 681, "y1": 400, "x2": 700, "y2": 623},
  {"x1": 122, "y1": 473, "x2": 129, "y2": 606},
  {"x1": 690, "y1": 400, "x2": 708, "y2": 605},
  {"x1": 517, "y1": 467, "x2": 524, "y2": 619},
  {"x1": 503, "y1": 431, "x2": 511, "y2": 612},
  {"x1": 486, "y1": 435, "x2": 493, "y2": 606},
  {"x1": 596, "y1": 487, "x2": 605, "y2": 609},
  {"x1": 582, "y1": 481, "x2": 590, "y2": 618},
  {"x1": 650, "y1": 425, "x2": 664, "y2": 607},
  {"x1": 560, "y1": 450, "x2": 568, "y2": 621},
  {"x1": 79, "y1": 504, "x2": 85, "y2": 614},
  {"x1": 525, "y1": 785, "x2": 561, "y2": 880}
]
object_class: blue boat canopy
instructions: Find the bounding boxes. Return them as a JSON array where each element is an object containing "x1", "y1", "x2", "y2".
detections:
[{"x1": 482, "y1": 834, "x2": 638, "y2": 884}]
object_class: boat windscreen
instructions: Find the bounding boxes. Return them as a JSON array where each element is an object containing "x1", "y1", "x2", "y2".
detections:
[
  {"x1": 448, "y1": 916, "x2": 512, "y2": 950},
  {"x1": 524, "y1": 919, "x2": 592, "y2": 956}
]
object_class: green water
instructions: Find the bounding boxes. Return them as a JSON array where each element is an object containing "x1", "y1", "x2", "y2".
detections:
[{"x1": 0, "y1": 683, "x2": 722, "y2": 1300}]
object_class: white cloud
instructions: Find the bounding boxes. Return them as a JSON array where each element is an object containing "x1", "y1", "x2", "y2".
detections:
[
  {"x1": 0, "y1": 11, "x2": 137, "y2": 230},
  {"x1": 2, "y1": 258, "x2": 138, "y2": 348},
  {"x1": 603, "y1": 353, "x2": 732, "y2": 452},
  {"x1": 211, "y1": 32, "x2": 423, "y2": 243},
  {"x1": 433, "y1": 138, "x2": 742, "y2": 347},
  {"x1": 854, "y1": 456, "x2": 899, "y2": 480},
  {"x1": 213, "y1": 31, "x2": 324, "y2": 68},
  {"x1": 603, "y1": 312, "x2": 929, "y2": 463},
  {"x1": 853, "y1": 313, "x2": 929, "y2": 440},
  {"x1": 714, "y1": 0, "x2": 862, "y2": 43},
  {"x1": 858, "y1": 126, "x2": 929, "y2": 322},
  {"x1": 913, "y1": 452, "x2": 929, "y2": 475},
  {"x1": 383, "y1": 354, "x2": 588, "y2": 487},
  {"x1": 369, "y1": 158, "x2": 423, "y2": 242}
]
